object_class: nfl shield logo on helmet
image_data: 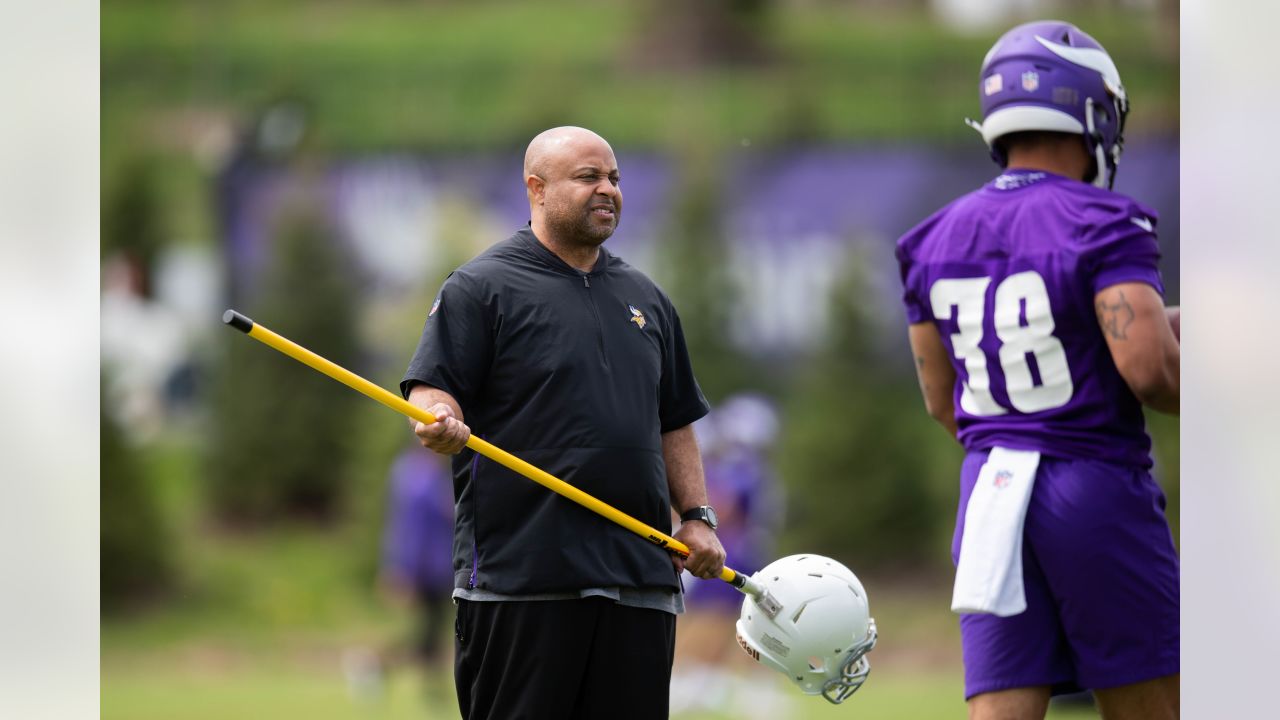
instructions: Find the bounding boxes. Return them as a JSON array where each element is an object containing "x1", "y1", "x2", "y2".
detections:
[
  {"x1": 1021, "y1": 71, "x2": 1040, "y2": 92},
  {"x1": 628, "y1": 304, "x2": 647, "y2": 329}
]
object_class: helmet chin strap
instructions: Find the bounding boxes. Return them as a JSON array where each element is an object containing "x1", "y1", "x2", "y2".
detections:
[
  {"x1": 965, "y1": 118, "x2": 1010, "y2": 168},
  {"x1": 1085, "y1": 97, "x2": 1109, "y2": 189}
]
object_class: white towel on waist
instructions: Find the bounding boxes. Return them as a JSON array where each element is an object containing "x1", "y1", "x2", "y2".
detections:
[{"x1": 951, "y1": 447, "x2": 1041, "y2": 617}]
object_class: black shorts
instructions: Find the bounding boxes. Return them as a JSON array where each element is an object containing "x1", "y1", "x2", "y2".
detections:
[{"x1": 454, "y1": 596, "x2": 676, "y2": 720}]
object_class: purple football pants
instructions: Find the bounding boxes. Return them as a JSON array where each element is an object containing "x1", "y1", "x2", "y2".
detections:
[{"x1": 954, "y1": 450, "x2": 1180, "y2": 699}]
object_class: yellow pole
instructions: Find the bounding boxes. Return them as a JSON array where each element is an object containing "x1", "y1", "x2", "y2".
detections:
[{"x1": 223, "y1": 310, "x2": 745, "y2": 587}]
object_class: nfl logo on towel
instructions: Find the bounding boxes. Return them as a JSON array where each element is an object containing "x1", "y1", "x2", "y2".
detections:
[{"x1": 994, "y1": 470, "x2": 1013, "y2": 489}]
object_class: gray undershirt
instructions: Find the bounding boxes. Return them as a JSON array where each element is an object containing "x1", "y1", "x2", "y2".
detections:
[{"x1": 453, "y1": 585, "x2": 685, "y2": 615}]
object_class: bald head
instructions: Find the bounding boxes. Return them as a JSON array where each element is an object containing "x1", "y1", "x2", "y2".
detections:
[
  {"x1": 523, "y1": 126, "x2": 623, "y2": 259},
  {"x1": 524, "y1": 126, "x2": 614, "y2": 178}
]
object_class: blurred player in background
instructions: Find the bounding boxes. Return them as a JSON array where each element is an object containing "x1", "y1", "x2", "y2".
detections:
[
  {"x1": 345, "y1": 444, "x2": 455, "y2": 702},
  {"x1": 671, "y1": 393, "x2": 784, "y2": 717},
  {"x1": 380, "y1": 445, "x2": 456, "y2": 670},
  {"x1": 896, "y1": 20, "x2": 1180, "y2": 720}
]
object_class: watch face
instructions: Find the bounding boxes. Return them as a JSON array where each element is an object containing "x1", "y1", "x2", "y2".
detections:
[{"x1": 683, "y1": 505, "x2": 718, "y2": 529}]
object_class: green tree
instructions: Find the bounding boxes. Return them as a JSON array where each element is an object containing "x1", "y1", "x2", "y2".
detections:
[
  {"x1": 103, "y1": 158, "x2": 164, "y2": 297},
  {"x1": 776, "y1": 251, "x2": 960, "y2": 571},
  {"x1": 632, "y1": 0, "x2": 776, "y2": 68},
  {"x1": 655, "y1": 148, "x2": 765, "y2": 402},
  {"x1": 206, "y1": 198, "x2": 361, "y2": 523},
  {"x1": 101, "y1": 384, "x2": 172, "y2": 612}
]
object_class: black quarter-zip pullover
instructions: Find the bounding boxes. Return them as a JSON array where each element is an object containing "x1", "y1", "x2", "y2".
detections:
[{"x1": 402, "y1": 227, "x2": 709, "y2": 594}]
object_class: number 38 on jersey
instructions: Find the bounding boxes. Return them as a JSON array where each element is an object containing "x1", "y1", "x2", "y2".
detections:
[{"x1": 929, "y1": 270, "x2": 1073, "y2": 416}]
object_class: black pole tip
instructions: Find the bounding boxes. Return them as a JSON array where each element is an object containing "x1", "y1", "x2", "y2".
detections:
[{"x1": 223, "y1": 309, "x2": 254, "y2": 333}]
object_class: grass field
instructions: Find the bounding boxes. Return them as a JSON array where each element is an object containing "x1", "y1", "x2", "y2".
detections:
[
  {"x1": 103, "y1": 547, "x2": 1099, "y2": 720},
  {"x1": 103, "y1": 650, "x2": 1100, "y2": 720}
]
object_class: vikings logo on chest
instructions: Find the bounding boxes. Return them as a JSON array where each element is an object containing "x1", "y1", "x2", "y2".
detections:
[{"x1": 628, "y1": 304, "x2": 647, "y2": 329}]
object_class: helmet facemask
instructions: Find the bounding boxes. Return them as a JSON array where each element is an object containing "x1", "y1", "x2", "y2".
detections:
[
  {"x1": 820, "y1": 618, "x2": 878, "y2": 704},
  {"x1": 1083, "y1": 85, "x2": 1130, "y2": 188}
]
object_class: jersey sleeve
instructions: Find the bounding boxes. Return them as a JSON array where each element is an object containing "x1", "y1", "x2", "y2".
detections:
[
  {"x1": 400, "y1": 271, "x2": 493, "y2": 411},
  {"x1": 896, "y1": 233, "x2": 932, "y2": 324},
  {"x1": 1083, "y1": 198, "x2": 1165, "y2": 297},
  {"x1": 656, "y1": 297, "x2": 711, "y2": 434}
]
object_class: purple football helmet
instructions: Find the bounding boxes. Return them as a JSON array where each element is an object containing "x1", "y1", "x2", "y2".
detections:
[{"x1": 968, "y1": 20, "x2": 1129, "y2": 188}]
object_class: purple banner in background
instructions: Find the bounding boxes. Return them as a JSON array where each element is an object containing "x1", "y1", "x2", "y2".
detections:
[{"x1": 221, "y1": 142, "x2": 1178, "y2": 355}]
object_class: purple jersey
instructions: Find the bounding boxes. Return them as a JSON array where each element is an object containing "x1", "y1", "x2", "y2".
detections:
[
  {"x1": 897, "y1": 169, "x2": 1164, "y2": 468},
  {"x1": 382, "y1": 448, "x2": 456, "y2": 591}
]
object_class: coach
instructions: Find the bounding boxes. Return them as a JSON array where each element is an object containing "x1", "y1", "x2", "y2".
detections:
[{"x1": 402, "y1": 126, "x2": 725, "y2": 719}]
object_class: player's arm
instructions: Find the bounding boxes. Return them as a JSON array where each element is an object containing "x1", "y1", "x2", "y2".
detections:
[
  {"x1": 406, "y1": 384, "x2": 471, "y2": 454},
  {"x1": 1095, "y1": 282, "x2": 1179, "y2": 415},
  {"x1": 908, "y1": 322, "x2": 959, "y2": 440},
  {"x1": 663, "y1": 424, "x2": 726, "y2": 579}
]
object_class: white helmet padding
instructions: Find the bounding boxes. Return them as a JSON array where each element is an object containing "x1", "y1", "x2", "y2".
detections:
[{"x1": 977, "y1": 106, "x2": 1085, "y2": 149}]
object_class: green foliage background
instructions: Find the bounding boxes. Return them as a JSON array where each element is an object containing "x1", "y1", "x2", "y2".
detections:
[
  {"x1": 777, "y1": 256, "x2": 964, "y2": 570},
  {"x1": 101, "y1": 385, "x2": 173, "y2": 611},
  {"x1": 102, "y1": 1, "x2": 1179, "y2": 716},
  {"x1": 206, "y1": 197, "x2": 363, "y2": 523}
]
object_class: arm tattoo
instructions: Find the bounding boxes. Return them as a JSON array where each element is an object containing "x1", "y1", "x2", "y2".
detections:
[
  {"x1": 914, "y1": 356, "x2": 931, "y2": 395},
  {"x1": 1096, "y1": 290, "x2": 1136, "y2": 340}
]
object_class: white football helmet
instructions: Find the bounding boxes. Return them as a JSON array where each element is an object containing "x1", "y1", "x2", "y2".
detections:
[{"x1": 735, "y1": 554, "x2": 877, "y2": 704}]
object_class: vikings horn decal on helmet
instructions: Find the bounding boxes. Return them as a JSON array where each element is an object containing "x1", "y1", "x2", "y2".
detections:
[
  {"x1": 735, "y1": 555, "x2": 877, "y2": 704},
  {"x1": 968, "y1": 20, "x2": 1129, "y2": 189}
]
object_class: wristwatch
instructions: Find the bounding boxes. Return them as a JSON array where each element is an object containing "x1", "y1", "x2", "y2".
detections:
[{"x1": 680, "y1": 505, "x2": 719, "y2": 530}]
